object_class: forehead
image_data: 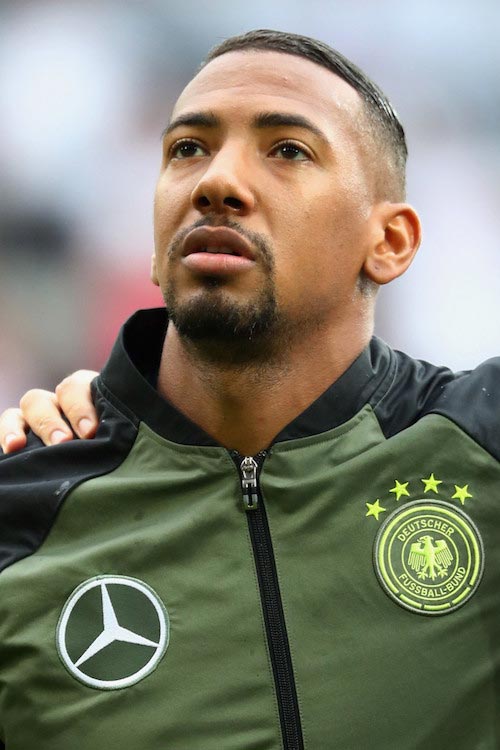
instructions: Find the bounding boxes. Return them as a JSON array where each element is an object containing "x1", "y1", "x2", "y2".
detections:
[{"x1": 172, "y1": 50, "x2": 363, "y2": 128}]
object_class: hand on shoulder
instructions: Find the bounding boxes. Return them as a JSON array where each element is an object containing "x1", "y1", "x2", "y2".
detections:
[{"x1": 0, "y1": 370, "x2": 99, "y2": 453}]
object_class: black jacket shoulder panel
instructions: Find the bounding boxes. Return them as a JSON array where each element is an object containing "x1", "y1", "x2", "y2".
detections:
[
  {"x1": 273, "y1": 336, "x2": 395, "y2": 442},
  {"x1": 374, "y1": 347, "x2": 500, "y2": 461},
  {"x1": 429, "y1": 356, "x2": 500, "y2": 461},
  {"x1": 372, "y1": 348, "x2": 456, "y2": 437},
  {"x1": 0, "y1": 381, "x2": 138, "y2": 574}
]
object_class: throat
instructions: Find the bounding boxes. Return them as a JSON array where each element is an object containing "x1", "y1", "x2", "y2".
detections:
[
  {"x1": 157, "y1": 326, "x2": 296, "y2": 453},
  {"x1": 155, "y1": 316, "x2": 372, "y2": 455}
]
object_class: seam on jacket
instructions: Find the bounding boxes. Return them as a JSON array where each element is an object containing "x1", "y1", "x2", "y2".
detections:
[
  {"x1": 271, "y1": 404, "x2": 384, "y2": 455},
  {"x1": 0, "y1": 387, "x2": 139, "y2": 575},
  {"x1": 424, "y1": 411, "x2": 500, "y2": 466},
  {"x1": 29, "y1": 429, "x2": 156, "y2": 564}
]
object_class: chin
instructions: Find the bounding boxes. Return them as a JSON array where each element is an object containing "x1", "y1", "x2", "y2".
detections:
[{"x1": 169, "y1": 287, "x2": 277, "y2": 341}]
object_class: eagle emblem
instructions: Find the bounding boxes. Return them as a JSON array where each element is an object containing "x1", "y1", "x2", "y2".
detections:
[
  {"x1": 374, "y1": 501, "x2": 484, "y2": 615},
  {"x1": 408, "y1": 535, "x2": 453, "y2": 580}
]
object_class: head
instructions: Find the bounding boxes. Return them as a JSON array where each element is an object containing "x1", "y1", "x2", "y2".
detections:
[
  {"x1": 152, "y1": 30, "x2": 421, "y2": 364},
  {"x1": 205, "y1": 30, "x2": 408, "y2": 203}
]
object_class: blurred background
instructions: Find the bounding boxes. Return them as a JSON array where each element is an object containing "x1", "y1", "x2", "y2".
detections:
[{"x1": 1, "y1": 0, "x2": 499, "y2": 411}]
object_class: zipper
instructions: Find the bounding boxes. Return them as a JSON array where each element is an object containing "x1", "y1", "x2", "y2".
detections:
[
  {"x1": 240, "y1": 455, "x2": 259, "y2": 510},
  {"x1": 234, "y1": 451, "x2": 304, "y2": 750}
]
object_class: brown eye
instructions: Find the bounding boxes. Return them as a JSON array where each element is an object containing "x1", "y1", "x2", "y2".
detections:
[
  {"x1": 271, "y1": 141, "x2": 309, "y2": 161},
  {"x1": 170, "y1": 140, "x2": 206, "y2": 159}
]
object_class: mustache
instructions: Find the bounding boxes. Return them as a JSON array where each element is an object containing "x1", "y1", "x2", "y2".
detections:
[{"x1": 167, "y1": 215, "x2": 275, "y2": 271}]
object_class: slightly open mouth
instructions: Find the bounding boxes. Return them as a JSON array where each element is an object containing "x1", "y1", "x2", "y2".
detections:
[
  {"x1": 196, "y1": 247, "x2": 240, "y2": 256},
  {"x1": 182, "y1": 226, "x2": 256, "y2": 261}
]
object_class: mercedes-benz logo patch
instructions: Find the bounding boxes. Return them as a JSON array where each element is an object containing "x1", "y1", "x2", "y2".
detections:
[{"x1": 56, "y1": 575, "x2": 169, "y2": 690}]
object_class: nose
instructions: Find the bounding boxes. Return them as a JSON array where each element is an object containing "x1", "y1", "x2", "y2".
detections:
[{"x1": 190, "y1": 145, "x2": 255, "y2": 216}]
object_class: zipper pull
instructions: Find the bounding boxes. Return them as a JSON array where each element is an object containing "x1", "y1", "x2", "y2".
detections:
[{"x1": 240, "y1": 456, "x2": 259, "y2": 511}]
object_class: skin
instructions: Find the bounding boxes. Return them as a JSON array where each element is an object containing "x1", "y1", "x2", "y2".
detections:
[{"x1": 0, "y1": 50, "x2": 421, "y2": 455}]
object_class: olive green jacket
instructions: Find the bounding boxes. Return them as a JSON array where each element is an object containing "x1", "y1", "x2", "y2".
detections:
[{"x1": 0, "y1": 309, "x2": 498, "y2": 749}]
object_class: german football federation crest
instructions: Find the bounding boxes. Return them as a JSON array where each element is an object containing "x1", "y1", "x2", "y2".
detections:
[
  {"x1": 56, "y1": 575, "x2": 169, "y2": 689},
  {"x1": 374, "y1": 501, "x2": 484, "y2": 615}
]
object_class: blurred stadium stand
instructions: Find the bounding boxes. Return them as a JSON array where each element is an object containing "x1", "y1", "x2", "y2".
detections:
[{"x1": 1, "y1": 0, "x2": 499, "y2": 409}]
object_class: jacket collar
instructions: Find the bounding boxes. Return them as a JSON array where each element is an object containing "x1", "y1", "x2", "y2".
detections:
[{"x1": 99, "y1": 308, "x2": 394, "y2": 448}]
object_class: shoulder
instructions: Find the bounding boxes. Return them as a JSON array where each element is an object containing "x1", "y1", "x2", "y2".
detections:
[
  {"x1": 372, "y1": 341, "x2": 500, "y2": 460},
  {"x1": 0, "y1": 381, "x2": 138, "y2": 575},
  {"x1": 426, "y1": 355, "x2": 500, "y2": 460}
]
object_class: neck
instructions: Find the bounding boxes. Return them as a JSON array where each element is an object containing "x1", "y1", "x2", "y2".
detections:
[{"x1": 156, "y1": 310, "x2": 374, "y2": 456}]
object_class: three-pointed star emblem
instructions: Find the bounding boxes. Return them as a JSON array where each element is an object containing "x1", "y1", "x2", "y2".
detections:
[
  {"x1": 57, "y1": 575, "x2": 169, "y2": 689},
  {"x1": 74, "y1": 582, "x2": 160, "y2": 667}
]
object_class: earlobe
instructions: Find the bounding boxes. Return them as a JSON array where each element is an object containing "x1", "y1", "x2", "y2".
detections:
[
  {"x1": 363, "y1": 203, "x2": 422, "y2": 285},
  {"x1": 150, "y1": 254, "x2": 160, "y2": 287}
]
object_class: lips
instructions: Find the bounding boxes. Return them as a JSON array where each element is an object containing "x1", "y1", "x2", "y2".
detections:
[{"x1": 182, "y1": 226, "x2": 256, "y2": 260}]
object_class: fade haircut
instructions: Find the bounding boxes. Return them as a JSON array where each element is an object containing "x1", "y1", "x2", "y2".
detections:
[{"x1": 203, "y1": 29, "x2": 407, "y2": 201}]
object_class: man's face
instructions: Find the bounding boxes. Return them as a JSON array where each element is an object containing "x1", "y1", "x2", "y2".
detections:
[{"x1": 153, "y1": 50, "x2": 380, "y2": 357}]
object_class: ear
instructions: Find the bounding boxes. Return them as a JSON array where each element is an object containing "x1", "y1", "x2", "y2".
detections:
[
  {"x1": 150, "y1": 254, "x2": 160, "y2": 286},
  {"x1": 363, "y1": 203, "x2": 421, "y2": 285}
]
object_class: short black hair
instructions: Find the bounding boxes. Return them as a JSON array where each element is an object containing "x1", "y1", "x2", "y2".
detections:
[{"x1": 203, "y1": 29, "x2": 407, "y2": 200}]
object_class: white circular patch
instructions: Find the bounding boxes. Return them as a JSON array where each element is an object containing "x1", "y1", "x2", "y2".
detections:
[{"x1": 56, "y1": 575, "x2": 169, "y2": 690}]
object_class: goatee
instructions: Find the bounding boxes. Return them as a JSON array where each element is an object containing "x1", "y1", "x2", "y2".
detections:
[
  {"x1": 163, "y1": 218, "x2": 286, "y2": 366},
  {"x1": 167, "y1": 282, "x2": 280, "y2": 361}
]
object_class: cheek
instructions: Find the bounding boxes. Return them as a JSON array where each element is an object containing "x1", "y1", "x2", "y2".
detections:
[
  {"x1": 154, "y1": 175, "x2": 190, "y2": 230},
  {"x1": 153, "y1": 189, "x2": 176, "y2": 283},
  {"x1": 272, "y1": 199, "x2": 368, "y2": 305},
  {"x1": 153, "y1": 186, "x2": 167, "y2": 242}
]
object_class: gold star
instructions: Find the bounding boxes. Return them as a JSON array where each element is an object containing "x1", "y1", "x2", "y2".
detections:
[
  {"x1": 451, "y1": 484, "x2": 473, "y2": 505},
  {"x1": 421, "y1": 473, "x2": 442, "y2": 494},
  {"x1": 366, "y1": 499, "x2": 386, "y2": 521},
  {"x1": 389, "y1": 480, "x2": 410, "y2": 501}
]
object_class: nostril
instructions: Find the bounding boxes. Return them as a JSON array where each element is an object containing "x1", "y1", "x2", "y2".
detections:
[
  {"x1": 194, "y1": 194, "x2": 244, "y2": 211},
  {"x1": 224, "y1": 197, "x2": 243, "y2": 210}
]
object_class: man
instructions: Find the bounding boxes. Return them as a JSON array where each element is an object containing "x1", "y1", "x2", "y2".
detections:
[{"x1": 0, "y1": 29, "x2": 499, "y2": 749}]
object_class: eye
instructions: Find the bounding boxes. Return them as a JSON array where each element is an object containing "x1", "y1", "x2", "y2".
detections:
[
  {"x1": 270, "y1": 140, "x2": 310, "y2": 161},
  {"x1": 169, "y1": 139, "x2": 207, "y2": 160}
]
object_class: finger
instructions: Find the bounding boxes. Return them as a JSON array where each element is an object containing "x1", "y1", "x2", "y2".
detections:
[
  {"x1": 19, "y1": 389, "x2": 74, "y2": 447},
  {"x1": 55, "y1": 370, "x2": 98, "y2": 438},
  {"x1": 0, "y1": 408, "x2": 28, "y2": 454}
]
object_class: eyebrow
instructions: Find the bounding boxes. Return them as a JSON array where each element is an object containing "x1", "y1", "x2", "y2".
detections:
[
  {"x1": 162, "y1": 110, "x2": 328, "y2": 144},
  {"x1": 162, "y1": 112, "x2": 219, "y2": 138},
  {"x1": 253, "y1": 112, "x2": 328, "y2": 143}
]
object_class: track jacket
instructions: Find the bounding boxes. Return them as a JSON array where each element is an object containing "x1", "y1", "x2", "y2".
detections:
[{"x1": 0, "y1": 308, "x2": 499, "y2": 749}]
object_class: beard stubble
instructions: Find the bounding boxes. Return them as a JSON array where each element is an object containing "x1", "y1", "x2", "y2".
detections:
[{"x1": 162, "y1": 217, "x2": 289, "y2": 367}]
